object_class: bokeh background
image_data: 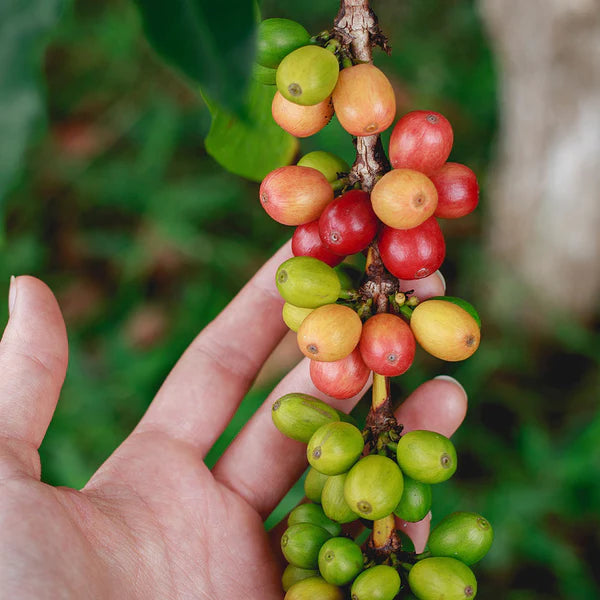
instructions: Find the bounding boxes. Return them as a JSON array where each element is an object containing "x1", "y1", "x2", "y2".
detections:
[{"x1": 2, "y1": 0, "x2": 599, "y2": 598}]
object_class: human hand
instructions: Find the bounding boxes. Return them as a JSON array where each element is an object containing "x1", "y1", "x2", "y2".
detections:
[{"x1": 0, "y1": 243, "x2": 467, "y2": 599}]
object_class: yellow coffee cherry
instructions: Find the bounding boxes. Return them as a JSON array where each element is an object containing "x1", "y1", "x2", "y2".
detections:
[
  {"x1": 297, "y1": 304, "x2": 362, "y2": 362},
  {"x1": 410, "y1": 299, "x2": 480, "y2": 362},
  {"x1": 282, "y1": 302, "x2": 314, "y2": 332}
]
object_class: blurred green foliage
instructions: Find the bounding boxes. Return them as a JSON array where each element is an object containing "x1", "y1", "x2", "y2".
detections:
[{"x1": 2, "y1": 0, "x2": 599, "y2": 598}]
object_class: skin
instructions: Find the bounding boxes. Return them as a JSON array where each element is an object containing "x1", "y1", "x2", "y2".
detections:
[{"x1": 0, "y1": 242, "x2": 467, "y2": 599}]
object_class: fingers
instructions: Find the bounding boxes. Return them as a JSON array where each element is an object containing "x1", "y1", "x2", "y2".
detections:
[
  {"x1": 396, "y1": 513, "x2": 431, "y2": 554},
  {"x1": 212, "y1": 358, "x2": 370, "y2": 519},
  {"x1": 394, "y1": 375, "x2": 468, "y2": 551},
  {"x1": 398, "y1": 270, "x2": 445, "y2": 300},
  {"x1": 0, "y1": 276, "x2": 68, "y2": 476},
  {"x1": 394, "y1": 375, "x2": 467, "y2": 436},
  {"x1": 134, "y1": 242, "x2": 292, "y2": 455}
]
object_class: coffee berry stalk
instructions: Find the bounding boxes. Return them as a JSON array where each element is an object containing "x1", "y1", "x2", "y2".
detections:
[{"x1": 256, "y1": 3, "x2": 491, "y2": 599}]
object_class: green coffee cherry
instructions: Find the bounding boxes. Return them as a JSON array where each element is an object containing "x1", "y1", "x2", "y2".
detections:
[
  {"x1": 282, "y1": 303, "x2": 314, "y2": 332},
  {"x1": 393, "y1": 476, "x2": 432, "y2": 523},
  {"x1": 288, "y1": 503, "x2": 342, "y2": 537},
  {"x1": 281, "y1": 523, "x2": 332, "y2": 569},
  {"x1": 257, "y1": 18, "x2": 311, "y2": 69},
  {"x1": 297, "y1": 151, "x2": 350, "y2": 183},
  {"x1": 272, "y1": 393, "x2": 339, "y2": 443},
  {"x1": 276, "y1": 256, "x2": 341, "y2": 308},
  {"x1": 318, "y1": 537, "x2": 364, "y2": 586},
  {"x1": 285, "y1": 576, "x2": 344, "y2": 600},
  {"x1": 321, "y1": 473, "x2": 359, "y2": 524},
  {"x1": 277, "y1": 46, "x2": 340, "y2": 106},
  {"x1": 396, "y1": 430, "x2": 457, "y2": 484},
  {"x1": 344, "y1": 455, "x2": 404, "y2": 520},
  {"x1": 252, "y1": 62, "x2": 277, "y2": 85},
  {"x1": 428, "y1": 296, "x2": 481, "y2": 328},
  {"x1": 427, "y1": 512, "x2": 493, "y2": 565},
  {"x1": 282, "y1": 565, "x2": 319, "y2": 592},
  {"x1": 408, "y1": 557, "x2": 477, "y2": 600},
  {"x1": 305, "y1": 467, "x2": 329, "y2": 504},
  {"x1": 307, "y1": 422, "x2": 364, "y2": 475},
  {"x1": 350, "y1": 565, "x2": 401, "y2": 600}
]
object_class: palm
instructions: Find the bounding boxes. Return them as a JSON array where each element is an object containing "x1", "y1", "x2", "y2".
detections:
[
  {"x1": 4, "y1": 433, "x2": 280, "y2": 599},
  {"x1": 0, "y1": 247, "x2": 467, "y2": 599}
]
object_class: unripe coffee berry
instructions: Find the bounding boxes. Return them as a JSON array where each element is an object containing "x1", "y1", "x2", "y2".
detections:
[
  {"x1": 318, "y1": 537, "x2": 364, "y2": 586},
  {"x1": 277, "y1": 46, "x2": 340, "y2": 106},
  {"x1": 276, "y1": 256, "x2": 341, "y2": 308},
  {"x1": 393, "y1": 475, "x2": 432, "y2": 523},
  {"x1": 408, "y1": 557, "x2": 477, "y2": 600},
  {"x1": 257, "y1": 18, "x2": 311, "y2": 69},
  {"x1": 271, "y1": 393, "x2": 339, "y2": 443},
  {"x1": 285, "y1": 576, "x2": 344, "y2": 600},
  {"x1": 350, "y1": 565, "x2": 401, "y2": 600},
  {"x1": 307, "y1": 421, "x2": 364, "y2": 475},
  {"x1": 321, "y1": 473, "x2": 360, "y2": 524},
  {"x1": 288, "y1": 503, "x2": 342, "y2": 537},
  {"x1": 344, "y1": 455, "x2": 404, "y2": 520},
  {"x1": 396, "y1": 430, "x2": 457, "y2": 484},
  {"x1": 281, "y1": 523, "x2": 332, "y2": 569},
  {"x1": 427, "y1": 512, "x2": 494, "y2": 565}
]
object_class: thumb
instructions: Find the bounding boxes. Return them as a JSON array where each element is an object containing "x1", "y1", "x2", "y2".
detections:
[{"x1": 0, "y1": 276, "x2": 68, "y2": 476}]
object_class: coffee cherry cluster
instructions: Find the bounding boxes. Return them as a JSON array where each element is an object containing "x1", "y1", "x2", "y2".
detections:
[
  {"x1": 272, "y1": 395, "x2": 493, "y2": 600},
  {"x1": 255, "y1": 16, "x2": 491, "y2": 600}
]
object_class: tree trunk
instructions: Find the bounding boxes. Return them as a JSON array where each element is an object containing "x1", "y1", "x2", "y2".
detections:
[{"x1": 479, "y1": 0, "x2": 600, "y2": 322}]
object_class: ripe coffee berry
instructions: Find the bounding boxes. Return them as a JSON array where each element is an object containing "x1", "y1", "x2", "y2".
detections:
[
  {"x1": 431, "y1": 162, "x2": 479, "y2": 219},
  {"x1": 332, "y1": 64, "x2": 396, "y2": 136},
  {"x1": 371, "y1": 168, "x2": 438, "y2": 229},
  {"x1": 297, "y1": 304, "x2": 362, "y2": 361},
  {"x1": 260, "y1": 165, "x2": 333, "y2": 225},
  {"x1": 318, "y1": 190, "x2": 378, "y2": 255},
  {"x1": 389, "y1": 110, "x2": 454, "y2": 175},
  {"x1": 310, "y1": 347, "x2": 370, "y2": 399},
  {"x1": 292, "y1": 220, "x2": 344, "y2": 267},
  {"x1": 359, "y1": 313, "x2": 416, "y2": 376},
  {"x1": 379, "y1": 217, "x2": 446, "y2": 279},
  {"x1": 272, "y1": 92, "x2": 334, "y2": 138}
]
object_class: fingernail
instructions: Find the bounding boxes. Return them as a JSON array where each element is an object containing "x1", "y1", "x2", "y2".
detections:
[
  {"x1": 435, "y1": 270, "x2": 446, "y2": 292},
  {"x1": 434, "y1": 375, "x2": 467, "y2": 398},
  {"x1": 8, "y1": 276, "x2": 17, "y2": 316}
]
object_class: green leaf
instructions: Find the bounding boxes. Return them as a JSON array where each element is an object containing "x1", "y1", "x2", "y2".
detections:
[
  {"x1": 0, "y1": 0, "x2": 65, "y2": 207},
  {"x1": 204, "y1": 80, "x2": 298, "y2": 182},
  {"x1": 134, "y1": 0, "x2": 257, "y2": 114}
]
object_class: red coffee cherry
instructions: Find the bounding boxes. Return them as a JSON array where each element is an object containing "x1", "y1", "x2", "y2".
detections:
[
  {"x1": 260, "y1": 166, "x2": 334, "y2": 225},
  {"x1": 272, "y1": 92, "x2": 334, "y2": 138},
  {"x1": 310, "y1": 347, "x2": 370, "y2": 399},
  {"x1": 318, "y1": 190, "x2": 379, "y2": 255},
  {"x1": 379, "y1": 217, "x2": 446, "y2": 279},
  {"x1": 389, "y1": 110, "x2": 453, "y2": 175},
  {"x1": 332, "y1": 64, "x2": 396, "y2": 136},
  {"x1": 359, "y1": 313, "x2": 416, "y2": 376},
  {"x1": 292, "y1": 220, "x2": 345, "y2": 267},
  {"x1": 371, "y1": 169, "x2": 438, "y2": 229},
  {"x1": 430, "y1": 162, "x2": 479, "y2": 219}
]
